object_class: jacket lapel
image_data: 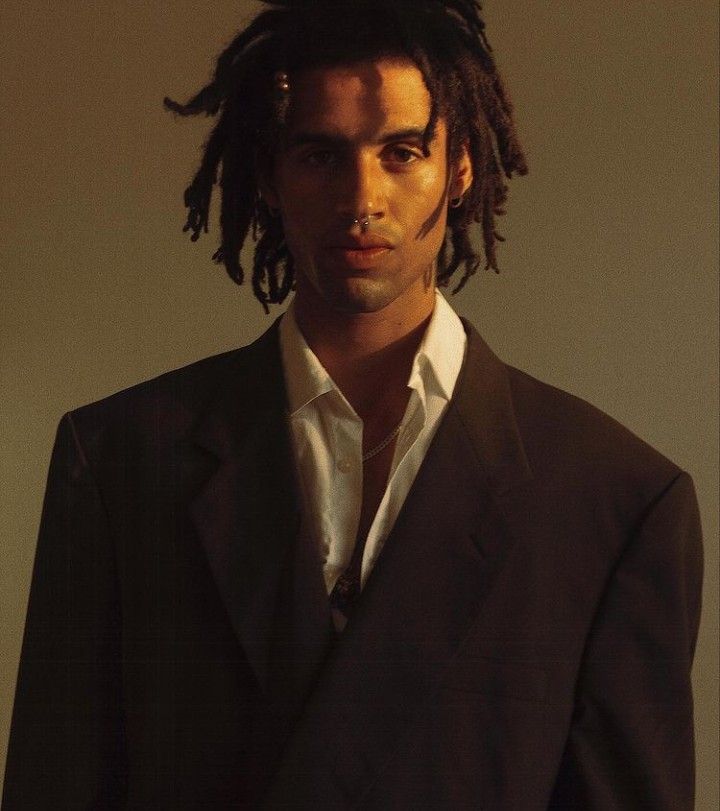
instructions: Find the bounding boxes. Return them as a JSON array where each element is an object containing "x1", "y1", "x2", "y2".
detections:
[
  {"x1": 263, "y1": 322, "x2": 534, "y2": 806},
  {"x1": 188, "y1": 320, "x2": 306, "y2": 694}
]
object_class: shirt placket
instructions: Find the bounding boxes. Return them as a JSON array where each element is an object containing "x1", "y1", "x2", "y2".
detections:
[
  {"x1": 360, "y1": 388, "x2": 427, "y2": 585},
  {"x1": 324, "y1": 396, "x2": 363, "y2": 590}
]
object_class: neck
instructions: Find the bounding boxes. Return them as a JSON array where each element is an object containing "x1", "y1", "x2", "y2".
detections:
[{"x1": 293, "y1": 280, "x2": 436, "y2": 423}]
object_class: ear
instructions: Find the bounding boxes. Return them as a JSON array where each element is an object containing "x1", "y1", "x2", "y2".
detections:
[
  {"x1": 255, "y1": 153, "x2": 281, "y2": 210},
  {"x1": 449, "y1": 142, "x2": 473, "y2": 200},
  {"x1": 258, "y1": 178, "x2": 280, "y2": 211}
]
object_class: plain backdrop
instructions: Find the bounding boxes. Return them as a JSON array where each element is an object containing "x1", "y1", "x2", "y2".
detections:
[{"x1": 1, "y1": 0, "x2": 718, "y2": 805}]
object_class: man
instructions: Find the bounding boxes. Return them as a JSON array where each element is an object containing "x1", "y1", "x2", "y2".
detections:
[{"x1": 3, "y1": 1, "x2": 703, "y2": 808}]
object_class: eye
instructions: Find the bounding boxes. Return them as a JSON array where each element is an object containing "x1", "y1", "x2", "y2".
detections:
[
  {"x1": 303, "y1": 150, "x2": 338, "y2": 168},
  {"x1": 384, "y1": 145, "x2": 422, "y2": 165}
]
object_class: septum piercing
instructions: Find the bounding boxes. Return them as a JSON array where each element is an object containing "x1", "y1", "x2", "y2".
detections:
[
  {"x1": 353, "y1": 216, "x2": 371, "y2": 233},
  {"x1": 352, "y1": 213, "x2": 379, "y2": 233}
]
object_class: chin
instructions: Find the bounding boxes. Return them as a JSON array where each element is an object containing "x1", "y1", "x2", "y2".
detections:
[{"x1": 321, "y1": 277, "x2": 401, "y2": 314}]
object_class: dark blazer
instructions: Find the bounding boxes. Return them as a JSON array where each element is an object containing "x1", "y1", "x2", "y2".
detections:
[{"x1": 3, "y1": 319, "x2": 703, "y2": 810}]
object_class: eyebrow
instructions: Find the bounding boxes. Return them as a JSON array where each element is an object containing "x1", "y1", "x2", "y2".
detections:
[{"x1": 286, "y1": 127, "x2": 428, "y2": 149}]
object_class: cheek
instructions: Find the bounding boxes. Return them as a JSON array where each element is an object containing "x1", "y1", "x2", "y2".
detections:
[
  {"x1": 393, "y1": 164, "x2": 448, "y2": 231},
  {"x1": 277, "y1": 181, "x2": 329, "y2": 249},
  {"x1": 280, "y1": 216, "x2": 313, "y2": 269},
  {"x1": 274, "y1": 178, "x2": 320, "y2": 246},
  {"x1": 398, "y1": 187, "x2": 449, "y2": 251},
  {"x1": 273, "y1": 161, "x2": 313, "y2": 214},
  {"x1": 278, "y1": 185, "x2": 311, "y2": 221}
]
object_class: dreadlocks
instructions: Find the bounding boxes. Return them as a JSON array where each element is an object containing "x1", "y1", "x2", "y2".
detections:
[{"x1": 164, "y1": 0, "x2": 527, "y2": 311}]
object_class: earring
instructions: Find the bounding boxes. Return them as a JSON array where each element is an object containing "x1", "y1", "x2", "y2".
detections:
[{"x1": 449, "y1": 195, "x2": 464, "y2": 209}]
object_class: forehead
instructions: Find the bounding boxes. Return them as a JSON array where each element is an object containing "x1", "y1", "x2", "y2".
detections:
[{"x1": 284, "y1": 58, "x2": 435, "y2": 142}]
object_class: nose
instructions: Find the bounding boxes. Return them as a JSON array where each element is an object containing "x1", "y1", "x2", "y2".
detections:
[{"x1": 335, "y1": 151, "x2": 386, "y2": 226}]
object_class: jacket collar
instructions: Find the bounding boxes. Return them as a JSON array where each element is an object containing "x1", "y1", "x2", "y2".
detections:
[
  {"x1": 454, "y1": 316, "x2": 532, "y2": 494},
  {"x1": 187, "y1": 315, "x2": 532, "y2": 713},
  {"x1": 190, "y1": 314, "x2": 531, "y2": 489},
  {"x1": 262, "y1": 318, "x2": 535, "y2": 804},
  {"x1": 189, "y1": 319, "x2": 307, "y2": 693},
  {"x1": 190, "y1": 317, "x2": 288, "y2": 461}
]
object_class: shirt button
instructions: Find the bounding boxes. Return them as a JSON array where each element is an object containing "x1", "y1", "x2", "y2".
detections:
[{"x1": 337, "y1": 458, "x2": 352, "y2": 473}]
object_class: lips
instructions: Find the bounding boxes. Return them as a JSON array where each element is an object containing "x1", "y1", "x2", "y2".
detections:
[
  {"x1": 328, "y1": 235, "x2": 395, "y2": 250},
  {"x1": 325, "y1": 246, "x2": 393, "y2": 269},
  {"x1": 324, "y1": 235, "x2": 395, "y2": 269}
]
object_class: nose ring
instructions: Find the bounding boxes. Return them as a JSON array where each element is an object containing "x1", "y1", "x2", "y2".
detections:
[
  {"x1": 352, "y1": 216, "x2": 371, "y2": 233},
  {"x1": 352, "y1": 212, "x2": 379, "y2": 233}
]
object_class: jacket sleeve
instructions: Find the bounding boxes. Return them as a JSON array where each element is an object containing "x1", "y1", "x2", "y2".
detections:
[
  {"x1": 2, "y1": 413, "x2": 127, "y2": 809},
  {"x1": 548, "y1": 470, "x2": 703, "y2": 810}
]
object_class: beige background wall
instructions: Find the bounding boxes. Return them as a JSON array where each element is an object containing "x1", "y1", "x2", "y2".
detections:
[{"x1": 1, "y1": 0, "x2": 718, "y2": 804}]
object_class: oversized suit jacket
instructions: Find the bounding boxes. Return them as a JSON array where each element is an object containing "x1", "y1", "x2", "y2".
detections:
[{"x1": 3, "y1": 319, "x2": 703, "y2": 810}]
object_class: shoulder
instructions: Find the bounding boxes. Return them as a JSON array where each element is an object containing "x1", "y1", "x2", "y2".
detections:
[
  {"x1": 70, "y1": 348, "x2": 236, "y2": 426},
  {"x1": 504, "y1": 363, "x2": 685, "y2": 513},
  {"x1": 65, "y1": 326, "x2": 278, "y2": 457}
]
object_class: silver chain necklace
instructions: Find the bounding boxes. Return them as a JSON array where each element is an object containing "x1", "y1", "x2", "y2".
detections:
[{"x1": 362, "y1": 422, "x2": 402, "y2": 462}]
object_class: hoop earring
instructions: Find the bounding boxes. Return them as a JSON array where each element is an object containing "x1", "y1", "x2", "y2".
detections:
[{"x1": 449, "y1": 195, "x2": 464, "y2": 209}]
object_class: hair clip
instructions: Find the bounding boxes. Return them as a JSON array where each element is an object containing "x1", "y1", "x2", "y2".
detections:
[{"x1": 274, "y1": 71, "x2": 290, "y2": 93}]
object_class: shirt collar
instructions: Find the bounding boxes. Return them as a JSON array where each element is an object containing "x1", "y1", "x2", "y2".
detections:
[
  {"x1": 279, "y1": 300, "x2": 336, "y2": 415},
  {"x1": 407, "y1": 290, "x2": 466, "y2": 404},
  {"x1": 279, "y1": 290, "x2": 466, "y2": 416}
]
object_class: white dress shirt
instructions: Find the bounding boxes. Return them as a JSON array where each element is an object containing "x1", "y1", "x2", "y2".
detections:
[{"x1": 279, "y1": 290, "x2": 467, "y2": 604}]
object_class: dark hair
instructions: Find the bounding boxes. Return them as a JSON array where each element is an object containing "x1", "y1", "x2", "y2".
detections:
[{"x1": 164, "y1": 0, "x2": 527, "y2": 311}]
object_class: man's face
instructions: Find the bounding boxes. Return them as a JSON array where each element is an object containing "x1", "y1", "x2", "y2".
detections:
[{"x1": 263, "y1": 58, "x2": 470, "y2": 315}]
